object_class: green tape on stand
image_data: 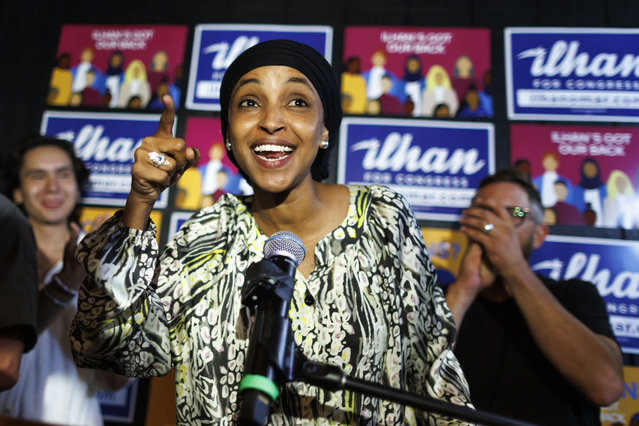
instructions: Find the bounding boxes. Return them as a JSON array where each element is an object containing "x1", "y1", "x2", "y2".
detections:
[{"x1": 239, "y1": 374, "x2": 279, "y2": 401}]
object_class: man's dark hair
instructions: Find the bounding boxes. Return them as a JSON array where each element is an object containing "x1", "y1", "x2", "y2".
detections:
[
  {"x1": 0, "y1": 134, "x2": 90, "y2": 223},
  {"x1": 478, "y1": 168, "x2": 544, "y2": 222}
]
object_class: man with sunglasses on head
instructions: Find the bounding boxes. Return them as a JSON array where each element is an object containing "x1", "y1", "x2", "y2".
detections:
[{"x1": 444, "y1": 168, "x2": 623, "y2": 426}]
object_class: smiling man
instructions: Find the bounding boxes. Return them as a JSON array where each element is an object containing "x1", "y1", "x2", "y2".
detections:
[{"x1": 0, "y1": 135, "x2": 129, "y2": 425}]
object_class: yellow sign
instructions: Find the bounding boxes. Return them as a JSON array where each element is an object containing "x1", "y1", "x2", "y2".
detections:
[
  {"x1": 420, "y1": 227, "x2": 468, "y2": 282},
  {"x1": 80, "y1": 206, "x2": 163, "y2": 241},
  {"x1": 601, "y1": 365, "x2": 639, "y2": 425}
]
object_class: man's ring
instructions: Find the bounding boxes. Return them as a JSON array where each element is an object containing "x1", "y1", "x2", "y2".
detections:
[
  {"x1": 149, "y1": 151, "x2": 170, "y2": 168},
  {"x1": 483, "y1": 223, "x2": 494, "y2": 234}
]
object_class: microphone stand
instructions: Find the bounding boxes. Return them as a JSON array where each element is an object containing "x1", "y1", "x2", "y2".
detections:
[
  {"x1": 238, "y1": 259, "x2": 535, "y2": 426},
  {"x1": 292, "y1": 352, "x2": 536, "y2": 426},
  {"x1": 238, "y1": 258, "x2": 298, "y2": 426}
]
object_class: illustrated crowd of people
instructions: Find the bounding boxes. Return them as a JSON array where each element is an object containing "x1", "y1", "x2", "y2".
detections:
[
  {"x1": 47, "y1": 47, "x2": 184, "y2": 110},
  {"x1": 340, "y1": 50, "x2": 492, "y2": 119},
  {"x1": 515, "y1": 153, "x2": 639, "y2": 228}
]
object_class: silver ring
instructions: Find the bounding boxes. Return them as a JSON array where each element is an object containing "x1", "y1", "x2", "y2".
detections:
[
  {"x1": 149, "y1": 151, "x2": 170, "y2": 168},
  {"x1": 482, "y1": 223, "x2": 494, "y2": 234}
]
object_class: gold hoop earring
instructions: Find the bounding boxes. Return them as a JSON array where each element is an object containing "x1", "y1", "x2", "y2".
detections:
[{"x1": 320, "y1": 140, "x2": 329, "y2": 150}]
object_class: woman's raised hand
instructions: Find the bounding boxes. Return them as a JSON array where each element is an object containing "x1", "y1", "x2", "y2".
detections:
[{"x1": 123, "y1": 94, "x2": 200, "y2": 229}]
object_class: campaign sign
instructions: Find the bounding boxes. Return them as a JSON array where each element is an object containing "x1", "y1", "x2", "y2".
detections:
[
  {"x1": 342, "y1": 26, "x2": 492, "y2": 118},
  {"x1": 510, "y1": 123, "x2": 639, "y2": 229},
  {"x1": 98, "y1": 379, "x2": 139, "y2": 422},
  {"x1": 338, "y1": 117, "x2": 494, "y2": 220},
  {"x1": 168, "y1": 211, "x2": 194, "y2": 241},
  {"x1": 505, "y1": 28, "x2": 639, "y2": 121},
  {"x1": 186, "y1": 24, "x2": 333, "y2": 111},
  {"x1": 41, "y1": 111, "x2": 170, "y2": 207},
  {"x1": 421, "y1": 227, "x2": 469, "y2": 285},
  {"x1": 505, "y1": 27, "x2": 639, "y2": 122},
  {"x1": 176, "y1": 116, "x2": 253, "y2": 211},
  {"x1": 601, "y1": 365, "x2": 639, "y2": 425},
  {"x1": 80, "y1": 206, "x2": 163, "y2": 241},
  {"x1": 529, "y1": 235, "x2": 639, "y2": 354},
  {"x1": 49, "y1": 24, "x2": 188, "y2": 110}
]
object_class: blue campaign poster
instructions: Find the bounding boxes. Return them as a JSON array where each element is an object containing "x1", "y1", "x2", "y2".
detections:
[
  {"x1": 168, "y1": 211, "x2": 194, "y2": 241},
  {"x1": 41, "y1": 111, "x2": 171, "y2": 208},
  {"x1": 186, "y1": 24, "x2": 333, "y2": 111},
  {"x1": 529, "y1": 235, "x2": 639, "y2": 354},
  {"x1": 338, "y1": 117, "x2": 494, "y2": 221},
  {"x1": 505, "y1": 27, "x2": 639, "y2": 122},
  {"x1": 98, "y1": 379, "x2": 139, "y2": 423}
]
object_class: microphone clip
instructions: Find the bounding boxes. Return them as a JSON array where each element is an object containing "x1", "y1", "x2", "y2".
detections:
[{"x1": 242, "y1": 257, "x2": 295, "y2": 308}]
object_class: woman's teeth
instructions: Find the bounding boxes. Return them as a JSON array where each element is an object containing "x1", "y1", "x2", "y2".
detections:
[{"x1": 253, "y1": 144, "x2": 293, "y2": 161}]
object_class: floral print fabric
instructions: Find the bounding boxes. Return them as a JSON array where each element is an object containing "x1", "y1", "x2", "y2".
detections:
[{"x1": 71, "y1": 185, "x2": 472, "y2": 424}]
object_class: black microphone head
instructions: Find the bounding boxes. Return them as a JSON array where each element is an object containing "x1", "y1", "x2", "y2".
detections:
[{"x1": 264, "y1": 231, "x2": 306, "y2": 267}]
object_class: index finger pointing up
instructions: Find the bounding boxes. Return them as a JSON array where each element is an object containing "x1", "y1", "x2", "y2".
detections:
[{"x1": 154, "y1": 94, "x2": 175, "y2": 137}]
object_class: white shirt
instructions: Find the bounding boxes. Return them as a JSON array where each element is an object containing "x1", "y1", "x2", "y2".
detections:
[{"x1": 0, "y1": 237, "x2": 105, "y2": 426}]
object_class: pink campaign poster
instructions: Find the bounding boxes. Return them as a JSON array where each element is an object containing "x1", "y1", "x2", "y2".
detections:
[
  {"x1": 176, "y1": 117, "x2": 252, "y2": 211},
  {"x1": 510, "y1": 123, "x2": 639, "y2": 229},
  {"x1": 342, "y1": 26, "x2": 491, "y2": 119},
  {"x1": 48, "y1": 24, "x2": 188, "y2": 110}
]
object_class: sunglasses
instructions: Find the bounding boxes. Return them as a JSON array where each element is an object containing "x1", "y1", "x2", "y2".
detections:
[{"x1": 506, "y1": 206, "x2": 531, "y2": 226}]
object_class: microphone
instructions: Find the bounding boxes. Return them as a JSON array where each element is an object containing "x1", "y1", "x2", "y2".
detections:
[
  {"x1": 238, "y1": 231, "x2": 305, "y2": 425},
  {"x1": 262, "y1": 231, "x2": 306, "y2": 277}
]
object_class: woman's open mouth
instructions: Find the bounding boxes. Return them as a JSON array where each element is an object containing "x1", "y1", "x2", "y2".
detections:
[{"x1": 253, "y1": 144, "x2": 294, "y2": 162}]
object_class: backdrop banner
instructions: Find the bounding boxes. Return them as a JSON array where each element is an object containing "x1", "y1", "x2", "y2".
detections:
[
  {"x1": 420, "y1": 227, "x2": 468, "y2": 285},
  {"x1": 41, "y1": 111, "x2": 170, "y2": 207},
  {"x1": 510, "y1": 123, "x2": 639, "y2": 229},
  {"x1": 342, "y1": 26, "x2": 491, "y2": 119},
  {"x1": 338, "y1": 116, "x2": 494, "y2": 221},
  {"x1": 186, "y1": 24, "x2": 333, "y2": 111},
  {"x1": 48, "y1": 24, "x2": 188, "y2": 110},
  {"x1": 529, "y1": 235, "x2": 639, "y2": 354},
  {"x1": 505, "y1": 27, "x2": 639, "y2": 122},
  {"x1": 173, "y1": 116, "x2": 252, "y2": 211},
  {"x1": 601, "y1": 365, "x2": 639, "y2": 425}
]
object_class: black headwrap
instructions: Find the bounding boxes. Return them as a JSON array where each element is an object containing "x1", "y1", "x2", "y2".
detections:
[{"x1": 219, "y1": 39, "x2": 342, "y2": 182}]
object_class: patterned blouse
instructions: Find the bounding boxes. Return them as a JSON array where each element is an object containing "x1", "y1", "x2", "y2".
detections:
[{"x1": 71, "y1": 185, "x2": 472, "y2": 424}]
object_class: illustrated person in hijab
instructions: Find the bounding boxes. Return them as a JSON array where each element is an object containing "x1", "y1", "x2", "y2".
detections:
[
  {"x1": 70, "y1": 39, "x2": 473, "y2": 424},
  {"x1": 573, "y1": 158, "x2": 607, "y2": 227},
  {"x1": 400, "y1": 54, "x2": 424, "y2": 116},
  {"x1": 104, "y1": 50, "x2": 125, "y2": 108}
]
